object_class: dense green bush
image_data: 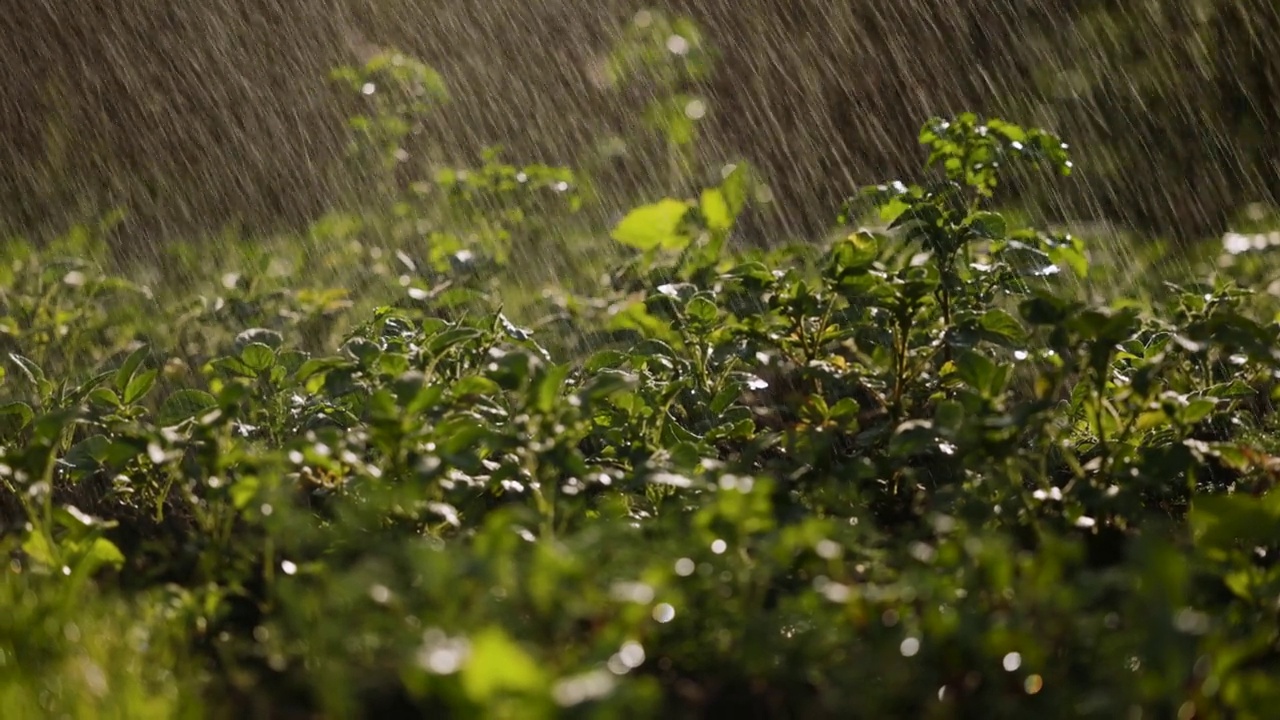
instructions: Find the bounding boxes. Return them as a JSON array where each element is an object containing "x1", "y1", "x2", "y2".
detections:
[{"x1": 5, "y1": 85, "x2": 1280, "y2": 718}]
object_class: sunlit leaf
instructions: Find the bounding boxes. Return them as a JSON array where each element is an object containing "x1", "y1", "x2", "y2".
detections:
[
  {"x1": 461, "y1": 628, "x2": 547, "y2": 701},
  {"x1": 113, "y1": 345, "x2": 148, "y2": 393},
  {"x1": 700, "y1": 188, "x2": 732, "y2": 232},
  {"x1": 122, "y1": 369, "x2": 158, "y2": 405},
  {"x1": 610, "y1": 198, "x2": 694, "y2": 252},
  {"x1": 239, "y1": 343, "x2": 277, "y2": 374}
]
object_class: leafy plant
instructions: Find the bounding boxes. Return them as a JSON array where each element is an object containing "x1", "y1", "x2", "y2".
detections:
[
  {"x1": 602, "y1": 9, "x2": 716, "y2": 194},
  {"x1": 6, "y1": 47, "x2": 1280, "y2": 720}
]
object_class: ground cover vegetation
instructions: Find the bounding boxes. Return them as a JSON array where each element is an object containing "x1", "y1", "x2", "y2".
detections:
[{"x1": 4, "y1": 11, "x2": 1280, "y2": 719}]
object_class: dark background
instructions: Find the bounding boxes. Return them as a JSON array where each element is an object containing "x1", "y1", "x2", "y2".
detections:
[{"x1": 3, "y1": 1, "x2": 1276, "y2": 249}]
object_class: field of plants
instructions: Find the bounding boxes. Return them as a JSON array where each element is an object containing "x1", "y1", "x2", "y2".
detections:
[{"x1": 5, "y1": 18, "x2": 1280, "y2": 719}]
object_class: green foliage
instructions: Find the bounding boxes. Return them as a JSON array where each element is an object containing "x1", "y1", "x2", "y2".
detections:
[
  {"x1": 610, "y1": 162, "x2": 753, "y2": 271},
  {"x1": 1022, "y1": 0, "x2": 1280, "y2": 240},
  {"x1": 7, "y1": 49, "x2": 1280, "y2": 719},
  {"x1": 330, "y1": 50, "x2": 449, "y2": 175},
  {"x1": 602, "y1": 9, "x2": 716, "y2": 193}
]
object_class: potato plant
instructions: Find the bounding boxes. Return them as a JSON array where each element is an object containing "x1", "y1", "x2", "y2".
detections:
[{"x1": 3, "y1": 68, "x2": 1280, "y2": 719}]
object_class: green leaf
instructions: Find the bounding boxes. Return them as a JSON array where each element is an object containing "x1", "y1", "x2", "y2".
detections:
[
  {"x1": 88, "y1": 387, "x2": 122, "y2": 409},
  {"x1": 610, "y1": 199, "x2": 694, "y2": 252},
  {"x1": 878, "y1": 197, "x2": 910, "y2": 224},
  {"x1": 1048, "y1": 244, "x2": 1089, "y2": 278},
  {"x1": 81, "y1": 537, "x2": 126, "y2": 572},
  {"x1": 235, "y1": 327, "x2": 284, "y2": 351},
  {"x1": 1000, "y1": 241, "x2": 1057, "y2": 277},
  {"x1": 684, "y1": 296, "x2": 719, "y2": 325},
  {"x1": 978, "y1": 309, "x2": 1028, "y2": 345},
  {"x1": 158, "y1": 390, "x2": 219, "y2": 426},
  {"x1": 718, "y1": 163, "x2": 751, "y2": 219},
  {"x1": 461, "y1": 628, "x2": 547, "y2": 701},
  {"x1": 122, "y1": 369, "x2": 158, "y2": 405},
  {"x1": 488, "y1": 352, "x2": 537, "y2": 391},
  {"x1": 1223, "y1": 570, "x2": 1256, "y2": 602},
  {"x1": 1180, "y1": 398, "x2": 1218, "y2": 425},
  {"x1": 9, "y1": 353, "x2": 47, "y2": 388},
  {"x1": 426, "y1": 327, "x2": 483, "y2": 356},
  {"x1": 393, "y1": 372, "x2": 444, "y2": 414},
  {"x1": 934, "y1": 399, "x2": 966, "y2": 436},
  {"x1": 66, "y1": 370, "x2": 114, "y2": 406},
  {"x1": 114, "y1": 345, "x2": 149, "y2": 393},
  {"x1": 531, "y1": 364, "x2": 572, "y2": 415},
  {"x1": 376, "y1": 352, "x2": 411, "y2": 378},
  {"x1": 452, "y1": 376, "x2": 502, "y2": 397},
  {"x1": 1019, "y1": 291, "x2": 1074, "y2": 326},
  {"x1": 276, "y1": 350, "x2": 310, "y2": 376},
  {"x1": 890, "y1": 203, "x2": 943, "y2": 232},
  {"x1": 967, "y1": 211, "x2": 1007, "y2": 240},
  {"x1": 710, "y1": 383, "x2": 742, "y2": 416},
  {"x1": 229, "y1": 476, "x2": 261, "y2": 511},
  {"x1": 497, "y1": 313, "x2": 532, "y2": 342},
  {"x1": 1190, "y1": 492, "x2": 1280, "y2": 551},
  {"x1": 700, "y1": 188, "x2": 732, "y2": 232},
  {"x1": 609, "y1": 302, "x2": 679, "y2": 344},
  {"x1": 829, "y1": 398, "x2": 862, "y2": 427},
  {"x1": 799, "y1": 394, "x2": 830, "y2": 424},
  {"x1": 1205, "y1": 380, "x2": 1254, "y2": 399},
  {"x1": 239, "y1": 343, "x2": 277, "y2": 373},
  {"x1": 831, "y1": 231, "x2": 879, "y2": 275},
  {"x1": 21, "y1": 531, "x2": 57, "y2": 567},
  {"x1": 64, "y1": 435, "x2": 114, "y2": 471},
  {"x1": 30, "y1": 408, "x2": 78, "y2": 445},
  {"x1": 584, "y1": 350, "x2": 628, "y2": 373},
  {"x1": 0, "y1": 402, "x2": 35, "y2": 434},
  {"x1": 294, "y1": 357, "x2": 354, "y2": 384},
  {"x1": 436, "y1": 417, "x2": 493, "y2": 457},
  {"x1": 889, "y1": 419, "x2": 939, "y2": 459},
  {"x1": 212, "y1": 356, "x2": 258, "y2": 379},
  {"x1": 955, "y1": 350, "x2": 1003, "y2": 396},
  {"x1": 575, "y1": 370, "x2": 638, "y2": 403}
]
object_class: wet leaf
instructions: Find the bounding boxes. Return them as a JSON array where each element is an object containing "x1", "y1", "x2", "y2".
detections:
[
  {"x1": 158, "y1": 390, "x2": 219, "y2": 426},
  {"x1": 239, "y1": 343, "x2": 277, "y2": 373},
  {"x1": 0, "y1": 401, "x2": 35, "y2": 434},
  {"x1": 122, "y1": 369, "x2": 158, "y2": 405},
  {"x1": 113, "y1": 346, "x2": 150, "y2": 393},
  {"x1": 700, "y1": 187, "x2": 733, "y2": 232},
  {"x1": 684, "y1": 296, "x2": 719, "y2": 325},
  {"x1": 235, "y1": 328, "x2": 284, "y2": 351},
  {"x1": 979, "y1": 309, "x2": 1028, "y2": 345},
  {"x1": 611, "y1": 198, "x2": 694, "y2": 252},
  {"x1": 427, "y1": 328, "x2": 483, "y2": 355},
  {"x1": 831, "y1": 231, "x2": 879, "y2": 275},
  {"x1": 967, "y1": 211, "x2": 1007, "y2": 239},
  {"x1": 956, "y1": 350, "x2": 1004, "y2": 396}
]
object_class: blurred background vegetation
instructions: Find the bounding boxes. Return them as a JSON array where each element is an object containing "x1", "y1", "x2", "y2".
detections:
[{"x1": 3, "y1": 1, "x2": 1276, "y2": 252}]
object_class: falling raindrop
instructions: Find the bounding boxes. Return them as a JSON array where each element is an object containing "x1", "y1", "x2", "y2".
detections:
[
  {"x1": 652, "y1": 603, "x2": 676, "y2": 623},
  {"x1": 618, "y1": 641, "x2": 646, "y2": 669},
  {"x1": 1003, "y1": 652, "x2": 1022, "y2": 672}
]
